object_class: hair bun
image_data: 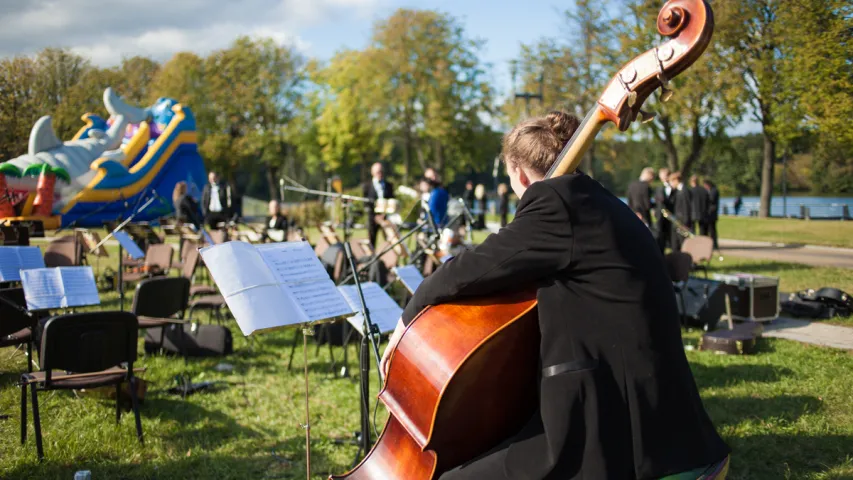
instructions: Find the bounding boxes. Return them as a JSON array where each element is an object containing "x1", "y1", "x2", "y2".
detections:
[{"x1": 546, "y1": 111, "x2": 580, "y2": 144}]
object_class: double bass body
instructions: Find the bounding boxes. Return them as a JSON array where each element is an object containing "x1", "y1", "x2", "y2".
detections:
[{"x1": 331, "y1": 291, "x2": 540, "y2": 479}]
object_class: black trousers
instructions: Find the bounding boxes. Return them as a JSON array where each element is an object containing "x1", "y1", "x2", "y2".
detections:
[
  {"x1": 657, "y1": 218, "x2": 670, "y2": 253},
  {"x1": 205, "y1": 212, "x2": 227, "y2": 230},
  {"x1": 707, "y1": 219, "x2": 718, "y2": 248},
  {"x1": 367, "y1": 214, "x2": 384, "y2": 248}
]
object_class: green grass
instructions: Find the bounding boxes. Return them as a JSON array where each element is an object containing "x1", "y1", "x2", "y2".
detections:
[
  {"x1": 1, "y1": 230, "x2": 852, "y2": 479},
  {"x1": 718, "y1": 216, "x2": 853, "y2": 249}
]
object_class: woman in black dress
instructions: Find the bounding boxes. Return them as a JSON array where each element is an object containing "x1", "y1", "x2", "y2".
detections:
[{"x1": 381, "y1": 111, "x2": 730, "y2": 479}]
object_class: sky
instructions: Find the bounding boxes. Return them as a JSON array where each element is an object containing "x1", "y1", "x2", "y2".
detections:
[{"x1": 0, "y1": 0, "x2": 760, "y2": 134}]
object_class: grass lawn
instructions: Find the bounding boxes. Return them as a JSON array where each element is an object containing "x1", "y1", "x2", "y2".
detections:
[
  {"x1": 717, "y1": 216, "x2": 853, "y2": 249},
  {"x1": 0, "y1": 230, "x2": 851, "y2": 479}
]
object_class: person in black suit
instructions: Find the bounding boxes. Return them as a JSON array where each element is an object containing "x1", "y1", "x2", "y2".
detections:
[
  {"x1": 653, "y1": 167, "x2": 672, "y2": 253},
  {"x1": 690, "y1": 174, "x2": 710, "y2": 235},
  {"x1": 669, "y1": 172, "x2": 693, "y2": 252},
  {"x1": 627, "y1": 167, "x2": 654, "y2": 226},
  {"x1": 262, "y1": 199, "x2": 288, "y2": 242},
  {"x1": 172, "y1": 181, "x2": 202, "y2": 230},
  {"x1": 201, "y1": 171, "x2": 232, "y2": 230},
  {"x1": 362, "y1": 162, "x2": 394, "y2": 247},
  {"x1": 704, "y1": 179, "x2": 720, "y2": 249},
  {"x1": 380, "y1": 111, "x2": 730, "y2": 480}
]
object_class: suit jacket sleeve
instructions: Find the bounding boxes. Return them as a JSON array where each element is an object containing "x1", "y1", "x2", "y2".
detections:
[
  {"x1": 201, "y1": 186, "x2": 210, "y2": 215},
  {"x1": 402, "y1": 181, "x2": 573, "y2": 325}
]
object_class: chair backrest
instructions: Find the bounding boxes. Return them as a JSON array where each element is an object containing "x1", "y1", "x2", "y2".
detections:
[
  {"x1": 182, "y1": 246, "x2": 200, "y2": 280},
  {"x1": 43, "y1": 235, "x2": 81, "y2": 267},
  {"x1": 665, "y1": 252, "x2": 693, "y2": 283},
  {"x1": 349, "y1": 239, "x2": 373, "y2": 259},
  {"x1": 320, "y1": 243, "x2": 347, "y2": 282},
  {"x1": 144, "y1": 243, "x2": 174, "y2": 270},
  {"x1": 0, "y1": 288, "x2": 33, "y2": 337},
  {"x1": 40, "y1": 311, "x2": 138, "y2": 376},
  {"x1": 682, "y1": 235, "x2": 714, "y2": 264},
  {"x1": 131, "y1": 277, "x2": 190, "y2": 319},
  {"x1": 314, "y1": 236, "x2": 330, "y2": 258},
  {"x1": 375, "y1": 241, "x2": 400, "y2": 271}
]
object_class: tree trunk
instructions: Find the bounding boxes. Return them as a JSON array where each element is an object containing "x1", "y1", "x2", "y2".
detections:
[
  {"x1": 265, "y1": 164, "x2": 279, "y2": 201},
  {"x1": 661, "y1": 116, "x2": 679, "y2": 172},
  {"x1": 680, "y1": 120, "x2": 705, "y2": 178},
  {"x1": 759, "y1": 129, "x2": 775, "y2": 218}
]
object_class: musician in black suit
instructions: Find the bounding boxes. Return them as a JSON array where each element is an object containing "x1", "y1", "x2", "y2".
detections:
[
  {"x1": 362, "y1": 162, "x2": 394, "y2": 247},
  {"x1": 705, "y1": 179, "x2": 720, "y2": 248},
  {"x1": 262, "y1": 199, "x2": 288, "y2": 242},
  {"x1": 653, "y1": 167, "x2": 672, "y2": 253},
  {"x1": 669, "y1": 172, "x2": 693, "y2": 252},
  {"x1": 627, "y1": 167, "x2": 654, "y2": 225},
  {"x1": 381, "y1": 111, "x2": 730, "y2": 480},
  {"x1": 201, "y1": 171, "x2": 232, "y2": 229},
  {"x1": 690, "y1": 174, "x2": 710, "y2": 235}
]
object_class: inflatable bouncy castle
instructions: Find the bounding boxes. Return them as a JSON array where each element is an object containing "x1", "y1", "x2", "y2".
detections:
[{"x1": 0, "y1": 88, "x2": 207, "y2": 229}]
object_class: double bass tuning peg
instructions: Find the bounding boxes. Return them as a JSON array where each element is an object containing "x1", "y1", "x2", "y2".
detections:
[
  {"x1": 659, "y1": 84, "x2": 674, "y2": 103},
  {"x1": 638, "y1": 109, "x2": 657, "y2": 124}
]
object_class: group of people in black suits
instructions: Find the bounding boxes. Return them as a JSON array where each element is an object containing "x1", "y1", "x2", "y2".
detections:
[{"x1": 627, "y1": 167, "x2": 720, "y2": 252}]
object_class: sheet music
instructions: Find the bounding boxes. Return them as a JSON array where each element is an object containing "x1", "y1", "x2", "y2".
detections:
[
  {"x1": 257, "y1": 242, "x2": 329, "y2": 284},
  {"x1": 20, "y1": 266, "x2": 100, "y2": 310},
  {"x1": 59, "y1": 267, "x2": 101, "y2": 308},
  {"x1": 339, "y1": 282, "x2": 403, "y2": 334},
  {"x1": 113, "y1": 231, "x2": 145, "y2": 259},
  {"x1": 200, "y1": 240, "x2": 354, "y2": 335},
  {"x1": 393, "y1": 265, "x2": 424, "y2": 294},
  {"x1": 284, "y1": 279, "x2": 353, "y2": 322},
  {"x1": 0, "y1": 246, "x2": 45, "y2": 281}
]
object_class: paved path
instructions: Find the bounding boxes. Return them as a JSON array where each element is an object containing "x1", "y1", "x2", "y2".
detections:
[
  {"x1": 761, "y1": 316, "x2": 853, "y2": 351},
  {"x1": 718, "y1": 239, "x2": 853, "y2": 269},
  {"x1": 486, "y1": 222, "x2": 853, "y2": 269}
]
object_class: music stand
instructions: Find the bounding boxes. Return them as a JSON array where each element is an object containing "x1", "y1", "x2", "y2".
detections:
[
  {"x1": 91, "y1": 195, "x2": 159, "y2": 311},
  {"x1": 199, "y1": 240, "x2": 359, "y2": 480}
]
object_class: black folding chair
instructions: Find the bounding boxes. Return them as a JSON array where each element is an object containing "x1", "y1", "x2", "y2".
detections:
[
  {"x1": 131, "y1": 277, "x2": 191, "y2": 362},
  {"x1": 20, "y1": 311, "x2": 142, "y2": 460},
  {"x1": 0, "y1": 288, "x2": 38, "y2": 372}
]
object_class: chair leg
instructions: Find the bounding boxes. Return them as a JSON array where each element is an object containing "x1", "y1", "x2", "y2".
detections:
[
  {"x1": 129, "y1": 377, "x2": 144, "y2": 445},
  {"x1": 30, "y1": 385, "x2": 43, "y2": 460},
  {"x1": 26, "y1": 342, "x2": 33, "y2": 373},
  {"x1": 20, "y1": 383, "x2": 27, "y2": 445},
  {"x1": 116, "y1": 383, "x2": 122, "y2": 424}
]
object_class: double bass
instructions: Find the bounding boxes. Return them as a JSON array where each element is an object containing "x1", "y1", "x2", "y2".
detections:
[{"x1": 332, "y1": 1, "x2": 715, "y2": 478}]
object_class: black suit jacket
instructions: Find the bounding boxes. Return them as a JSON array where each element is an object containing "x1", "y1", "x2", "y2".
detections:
[
  {"x1": 673, "y1": 186, "x2": 692, "y2": 225},
  {"x1": 363, "y1": 179, "x2": 394, "y2": 218},
  {"x1": 175, "y1": 194, "x2": 202, "y2": 229},
  {"x1": 691, "y1": 186, "x2": 710, "y2": 223},
  {"x1": 627, "y1": 180, "x2": 652, "y2": 223},
  {"x1": 201, "y1": 181, "x2": 232, "y2": 216},
  {"x1": 403, "y1": 174, "x2": 728, "y2": 479},
  {"x1": 707, "y1": 187, "x2": 720, "y2": 221}
]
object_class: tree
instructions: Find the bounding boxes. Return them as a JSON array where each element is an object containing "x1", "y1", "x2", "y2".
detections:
[
  {"x1": 313, "y1": 50, "x2": 390, "y2": 185},
  {"x1": 368, "y1": 8, "x2": 493, "y2": 183},
  {"x1": 614, "y1": 0, "x2": 744, "y2": 178},
  {"x1": 203, "y1": 37, "x2": 305, "y2": 198}
]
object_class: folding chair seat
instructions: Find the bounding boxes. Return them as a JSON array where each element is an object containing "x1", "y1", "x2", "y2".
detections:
[
  {"x1": 188, "y1": 294, "x2": 227, "y2": 324},
  {"x1": 20, "y1": 311, "x2": 143, "y2": 460}
]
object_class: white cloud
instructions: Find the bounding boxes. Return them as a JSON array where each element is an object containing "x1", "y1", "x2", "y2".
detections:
[{"x1": 0, "y1": 0, "x2": 378, "y2": 65}]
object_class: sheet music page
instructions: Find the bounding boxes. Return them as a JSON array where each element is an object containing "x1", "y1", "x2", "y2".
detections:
[
  {"x1": 113, "y1": 231, "x2": 145, "y2": 259},
  {"x1": 0, "y1": 246, "x2": 45, "y2": 281},
  {"x1": 200, "y1": 241, "x2": 302, "y2": 335},
  {"x1": 338, "y1": 282, "x2": 403, "y2": 334},
  {"x1": 393, "y1": 265, "x2": 424, "y2": 294},
  {"x1": 20, "y1": 268, "x2": 64, "y2": 310},
  {"x1": 17, "y1": 246, "x2": 46, "y2": 271},
  {"x1": 58, "y1": 267, "x2": 101, "y2": 308},
  {"x1": 257, "y1": 241, "x2": 354, "y2": 322}
]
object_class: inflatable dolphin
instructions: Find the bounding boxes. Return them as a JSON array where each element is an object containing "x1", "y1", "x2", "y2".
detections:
[{"x1": 4, "y1": 88, "x2": 148, "y2": 196}]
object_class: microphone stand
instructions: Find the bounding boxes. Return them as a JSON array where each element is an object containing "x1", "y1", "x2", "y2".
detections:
[
  {"x1": 91, "y1": 193, "x2": 161, "y2": 311},
  {"x1": 342, "y1": 242, "x2": 384, "y2": 465}
]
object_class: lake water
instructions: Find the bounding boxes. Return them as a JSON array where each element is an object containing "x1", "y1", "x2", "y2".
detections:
[{"x1": 492, "y1": 196, "x2": 853, "y2": 219}]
